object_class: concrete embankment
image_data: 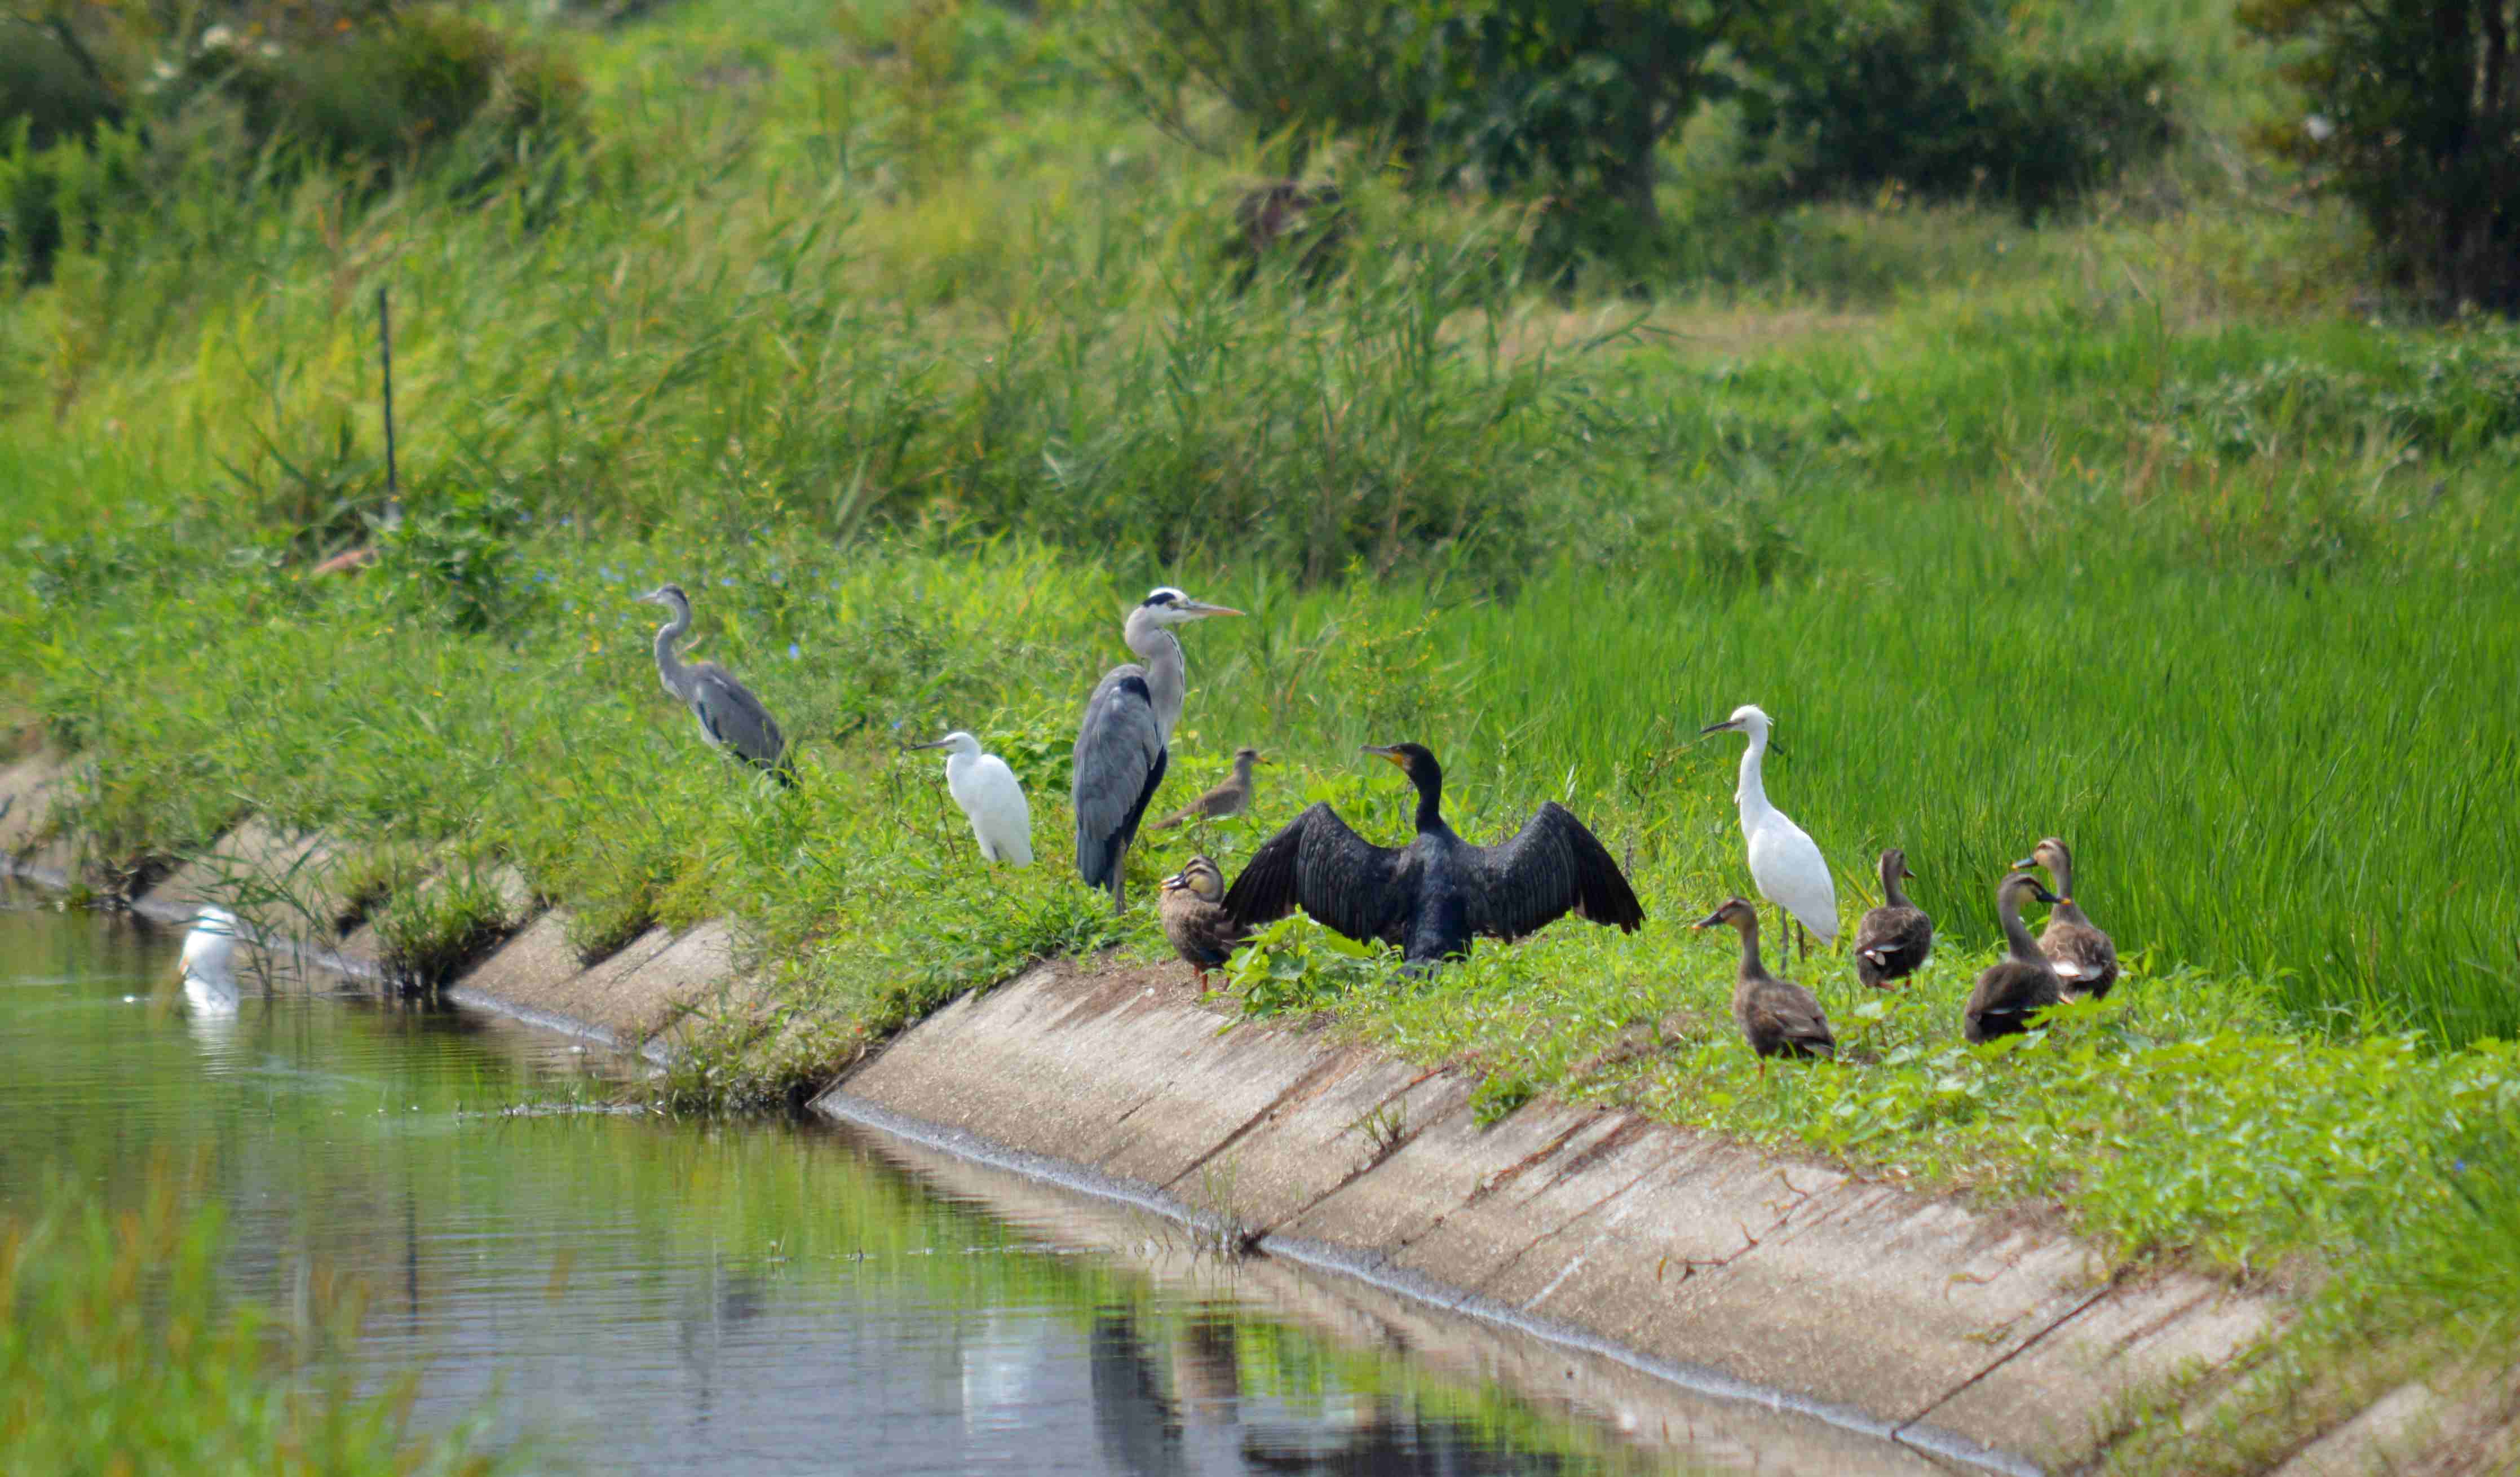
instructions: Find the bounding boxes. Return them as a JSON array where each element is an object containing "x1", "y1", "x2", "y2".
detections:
[{"x1": 3, "y1": 749, "x2": 2501, "y2": 1475}]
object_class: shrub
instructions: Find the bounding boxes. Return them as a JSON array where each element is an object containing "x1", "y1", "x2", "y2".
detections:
[
  {"x1": 1734, "y1": 0, "x2": 2176, "y2": 216},
  {"x1": 0, "y1": 116, "x2": 144, "y2": 281},
  {"x1": 2239, "y1": 0, "x2": 2520, "y2": 313}
]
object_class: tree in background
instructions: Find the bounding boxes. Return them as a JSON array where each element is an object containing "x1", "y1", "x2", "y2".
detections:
[{"x1": 2241, "y1": 0, "x2": 2520, "y2": 312}]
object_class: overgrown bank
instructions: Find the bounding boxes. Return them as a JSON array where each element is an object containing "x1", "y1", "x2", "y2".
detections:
[{"x1": 5, "y1": 0, "x2": 2519, "y2": 1467}]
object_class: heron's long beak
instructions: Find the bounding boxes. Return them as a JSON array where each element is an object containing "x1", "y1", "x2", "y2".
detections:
[
  {"x1": 907, "y1": 738, "x2": 953, "y2": 751},
  {"x1": 1697, "y1": 719, "x2": 1740, "y2": 736},
  {"x1": 1184, "y1": 602, "x2": 1245, "y2": 618}
]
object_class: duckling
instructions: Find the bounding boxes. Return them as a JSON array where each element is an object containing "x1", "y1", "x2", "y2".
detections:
[
  {"x1": 1157, "y1": 856, "x2": 1244, "y2": 990},
  {"x1": 1693, "y1": 897, "x2": 1835, "y2": 1075},
  {"x1": 1851, "y1": 847, "x2": 1933, "y2": 989},
  {"x1": 1965, "y1": 872, "x2": 2067, "y2": 1043},
  {"x1": 2013, "y1": 837, "x2": 2120, "y2": 998}
]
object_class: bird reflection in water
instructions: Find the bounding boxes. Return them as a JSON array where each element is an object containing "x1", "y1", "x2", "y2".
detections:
[{"x1": 1089, "y1": 1303, "x2": 1579, "y2": 1475}]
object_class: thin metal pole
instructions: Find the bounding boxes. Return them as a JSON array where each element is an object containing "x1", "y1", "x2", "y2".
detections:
[{"x1": 378, "y1": 285, "x2": 399, "y2": 503}]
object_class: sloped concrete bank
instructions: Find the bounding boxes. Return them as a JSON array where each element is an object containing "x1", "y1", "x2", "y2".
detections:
[{"x1": 4, "y1": 751, "x2": 2499, "y2": 1474}]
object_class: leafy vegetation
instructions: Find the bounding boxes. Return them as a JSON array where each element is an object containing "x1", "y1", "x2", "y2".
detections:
[
  {"x1": 0, "y1": 0, "x2": 2515, "y2": 1463},
  {"x1": 0, "y1": 1160, "x2": 506, "y2": 1476}
]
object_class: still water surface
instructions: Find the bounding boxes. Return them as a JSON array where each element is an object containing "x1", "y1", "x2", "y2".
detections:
[{"x1": 0, "y1": 896, "x2": 1691, "y2": 1474}]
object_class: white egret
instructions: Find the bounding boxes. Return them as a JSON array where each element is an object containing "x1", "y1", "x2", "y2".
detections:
[
  {"x1": 909, "y1": 731, "x2": 1033, "y2": 866},
  {"x1": 178, "y1": 905, "x2": 241, "y2": 1014},
  {"x1": 1699, "y1": 704, "x2": 1837, "y2": 960}
]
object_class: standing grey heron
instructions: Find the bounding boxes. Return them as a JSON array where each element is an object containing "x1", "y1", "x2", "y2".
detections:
[
  {"x1": 637, "y1": 583, "x2": 793, "y2": 787},
  {"x1": 1219, "y1": 742, "x2": 1645, "y2": 968},
  {"x1": 1072, "y1": 587, "x2": 1244, "y2": 911}
]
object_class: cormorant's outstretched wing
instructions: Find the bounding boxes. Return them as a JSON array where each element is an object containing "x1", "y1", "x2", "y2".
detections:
[
  {"x1": 1221, "y1": 802, "x2": 1416, "y2": 947},
  {"x1": 1460, "y1": 802, "x2": 1644, "y2": 941},
  {"x1": 1073, "y1": 667, "x2": 1167, "y2": 887}
]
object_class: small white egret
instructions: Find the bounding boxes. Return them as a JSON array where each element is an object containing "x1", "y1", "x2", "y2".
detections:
[
  {"x1": 178, "y1": 905, "x2": 241, "y2": 1014},
  {"x1": 909, "y1": 731, "x2": 1033, "y2": 866},
  {"x1": 1700, "y1": 704, "x2": 1837, "y2": 960}
]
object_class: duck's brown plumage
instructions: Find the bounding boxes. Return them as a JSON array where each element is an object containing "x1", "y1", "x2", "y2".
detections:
[
  {"x1": 1159, "y1": 856, "x2": 1243, "y2": 988},
  {"x1": 1852, "y1": 847, "x2": 1933, "y2": 989},
  {"x1": 1965, "y1": 872, "x2": 2066, "y2": 1043},
  {"x1": 2016, "y1": 837, "x2": 2120, "y2": 999},
  {"x1": 1155, "y1": 748, "x2": 1262, "y2": 829},
  {"x1": 1695, "y1": 897, "x2": 1834, "y2": 1068}
]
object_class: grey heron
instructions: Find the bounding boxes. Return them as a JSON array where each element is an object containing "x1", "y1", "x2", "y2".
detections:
[
  {"x1": 1220, "y1": 742, "x2": 1644, "y2": 969},
  {"x1": 1851, "y1": 847, "x2": 1933, "y2": 989},
  {"x1": 1700, "y1": 704, "x2": 1837, "y2": 961},
  {"x1": 1692, "y1": 897, "x2": 1834, "y2": 1075},
  {"x1": 1965, "y1": 872, "x2": 2068, "y2": 1042},
  {"x1": 636, "y1": 583, "x2": 793, "y2": 786},
  {"x1": 2015, "y1": 837, "x2": 2121, "y2": 998},
  {"x1": 1072, "y1": 587, "x2": 1243, "y2": 911},
  {"x1": 908, "y1": 731, "x2": 1033, "y2": 865},
  {"x1": 1157, "y1": 855, "x2": 1241, "y2": 990}
]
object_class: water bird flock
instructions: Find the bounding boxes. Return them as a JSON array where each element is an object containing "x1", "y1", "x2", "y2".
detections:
[{"x1": 628, "y1": 580, "x2": 2132, "y2": 1065}]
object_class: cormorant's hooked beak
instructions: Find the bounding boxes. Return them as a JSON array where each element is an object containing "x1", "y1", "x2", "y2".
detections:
[{"x1": 1360, "y1": 744, "x2": 1409, "y2": 771}]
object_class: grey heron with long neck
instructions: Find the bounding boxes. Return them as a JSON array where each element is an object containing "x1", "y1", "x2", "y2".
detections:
[
  {"x1": 1072, "y1": 586, "x2": 1243, "y2": 912},
  {"x1": 636, "y1": 583, "x2": 793, "y2": 786}
]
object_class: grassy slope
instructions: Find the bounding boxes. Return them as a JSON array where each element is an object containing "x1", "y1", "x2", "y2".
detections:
[{"x1": 3, "y1": 0, "x2": 2518, "y2": 1462}]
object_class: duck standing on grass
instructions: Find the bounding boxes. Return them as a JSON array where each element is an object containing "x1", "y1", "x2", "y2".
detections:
[
  {"x1": 1852, "y1": 847, "x2": 1933, "y2": 989},
  {"x1": 1221, "y1": 742, "x2": 1644, "y2": 970},
  {"x1": 1699, "y1": 704, "x2": 1837, "y2": 961},
  {"x1": 907, "y1": 731, "x2": 1032, "y2": 865},
  {"x1": 2015, "y1": 837, "x2": 2121, "y2": 998},
  {"x1": 1158, "y1": 856, "x2": 1243, "y2": 990},
  {"x1": 636, "y1": 583, "x2": 794, "y2": 787},
  {"x1": 1965, "y1": 872, "x2": 2068, "y2": 1042},
  {"x1": 1693, "y1": 897, "x2": 1834, "y2": 1075}
]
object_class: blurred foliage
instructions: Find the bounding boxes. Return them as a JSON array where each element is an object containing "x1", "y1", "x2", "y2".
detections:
[
  {"x1": 2239, "y1": 0, "x2": 2520, "y2": 312},
  {"x1": 1734, "y1": 0, "x2": 2176, "y2": 216}
]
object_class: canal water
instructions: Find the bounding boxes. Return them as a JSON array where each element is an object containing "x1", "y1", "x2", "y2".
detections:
[{"x1": 0, "y1": 895, "x2": 1711, "y2": 1475}]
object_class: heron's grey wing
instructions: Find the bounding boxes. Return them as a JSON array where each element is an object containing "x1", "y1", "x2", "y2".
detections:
[
  {"x1": 1073, "y1": 668, "x2": 1167, "y2": 887},
  {"x1": 1460, "y1": 802, "x2": 1644, "y2": 940},
  {"x1": 1221, "y1": 802, "x2": 1414, "y2": 947},
  {"x1": 685, "y1": 661, "x2": 786, "y2": 768}
]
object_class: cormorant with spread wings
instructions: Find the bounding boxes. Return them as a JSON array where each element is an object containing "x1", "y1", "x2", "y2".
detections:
[{"x1": 1221, "y1": 743, "x2": 1644, "y2": 967}]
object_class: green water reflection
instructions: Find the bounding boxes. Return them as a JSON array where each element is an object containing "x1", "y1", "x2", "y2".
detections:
[{"x1": 0, "y1": 896, "x2": 1694, "y2": 1475}]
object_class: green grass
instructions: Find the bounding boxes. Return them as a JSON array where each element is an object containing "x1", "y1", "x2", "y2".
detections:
[
  {"x1": 0, "y1": 1160, "x2": 506, "y2": 1476},
  {"x1": 3, "y1": 0, "x2": 2518, "y2": 1463}
]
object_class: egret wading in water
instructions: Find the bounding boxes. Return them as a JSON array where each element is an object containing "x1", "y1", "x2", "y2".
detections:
[
  {"x1": 1157, "y1": 855, "x2": 1242, "y2": 990},
  {"x1": 908, "y1": 731, "x2": 1033, "y2": 866},
  {"x1": 2015, "y1": 837, "x2": 2120, "y2": 998},
  {"x1": 178, "y1": 905, "x2": 241, "y2": 1014},
  {"x1": 1692, "y1": 897, "x2": 1834, "y2": 1076},
  {"x1": 636, "y1": 584, "x2": 793, "y2": 787},
  {"x1": 1072, "y1": 587, "x2": 1244, "y2": 912},
  {"x1": 1700, "y1": 705, "x2": 1836, "y2": 961},
  {"x1": 1221, "y1": 743, "x2": 1644, "y2": 970},
  {"x1": 1851, "y1": 847, "x2": 1932, "y2": 989},
  {"x1": 1965, "y1": 872, "x2": 2067, "y2": 1042}
]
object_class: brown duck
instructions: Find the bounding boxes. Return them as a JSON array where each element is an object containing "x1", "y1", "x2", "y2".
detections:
[
  {"x1": 2015, "y1": 837, "x2": 2120, "y2": 999},
  {"x1": 1694, "y1": 897, "x2": 1835, "y2": 1074},
  {"x1": 1965, "y1": 872, "x2": 2067, "y2": 1043},
  {"x1": 1154, "y1": 748, "x2": 1264, "y2": 831},
  {"x1": 1158, "y1": 855, "x2": 1244, "y2": 989},
  {"x1": 1851, "y1": 847, "x2": 1933, "y2": 989}
]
